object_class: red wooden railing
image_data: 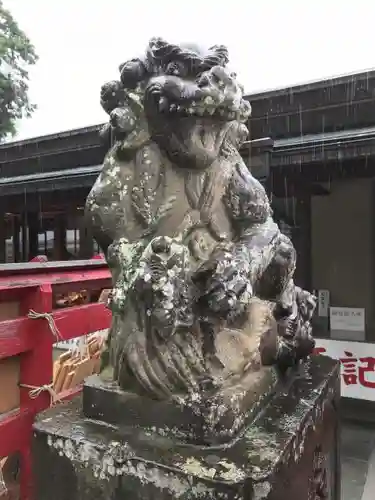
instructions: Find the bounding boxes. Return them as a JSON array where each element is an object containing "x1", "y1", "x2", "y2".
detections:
[
  {"x1": 0, "y1": 256, "x2": 326, "y2": 499},
  {"x1": 0, "y1": 259, "x2": 111, "y2": 500}
]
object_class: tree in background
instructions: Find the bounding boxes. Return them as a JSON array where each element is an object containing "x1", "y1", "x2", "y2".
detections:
[{"x1": 0, "y1": 1, "x2": 38, "y2": 140}]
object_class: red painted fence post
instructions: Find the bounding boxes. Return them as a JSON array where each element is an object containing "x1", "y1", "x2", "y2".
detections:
[{"x1": 19, "y1": 285, "x2": 53, "y2": 500}]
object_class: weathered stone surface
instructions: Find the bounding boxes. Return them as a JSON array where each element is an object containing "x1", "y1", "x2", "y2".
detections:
[
  {"x1": 33, "y1": 356, "x2": 340, "y2": 500},
  {"x1": 82, "y1": 367, "x2": 279, "y2": 445},
  {"x1": 33, "y1": 37, "x2": 339, "y2": 500},
  {"x1": 84, "y1": 38, "x2": 317, "y2": 425}
]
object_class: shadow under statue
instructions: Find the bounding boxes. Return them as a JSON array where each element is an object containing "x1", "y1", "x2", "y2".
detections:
[{"x1": 32, "y1": 38, "x2": 340, "y2": 500}]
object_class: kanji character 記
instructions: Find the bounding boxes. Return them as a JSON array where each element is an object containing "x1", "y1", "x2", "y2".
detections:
[
  {"x1": 340, "y1": 351, "x2": 358, "y2": 386},
  {"x1": 358, "y1": 357, "x2": 375, "y2": 389}
]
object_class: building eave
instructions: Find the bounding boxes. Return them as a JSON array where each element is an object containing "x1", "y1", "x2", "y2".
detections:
[
  {"x1": 272, "y1": 126, "x2": 375, "y2": 167},
  {"x1": 0, "y1": 124, "x2": 105, "y2": 151},
  {"x1": 0, "y1": 165, "x2": 101, "y2": 195},
  {"x1": 245, "y1": 68, "x2": 375, "y2": 102}
]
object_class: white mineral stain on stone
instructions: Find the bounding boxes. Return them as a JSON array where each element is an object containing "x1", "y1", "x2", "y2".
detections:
[
  {"x1": 176, "y1": 457, "x2": 246, "y2": 484},
  {"x1": 46, "y1": 435, "x2": 220, "y2": 498},
  {"x1": 179, "y1": 458, "x2": 216, "y2": 479},
  {"x1": 253, "y1": 480, "x2": 271, "y2": 499},
  {"x1": 217, "y1": 460, "x2": 246, "y2": 482}
]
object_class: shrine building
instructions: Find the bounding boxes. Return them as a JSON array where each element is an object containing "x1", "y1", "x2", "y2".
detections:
[{"x1": 1, "y1": 69, "x2": 375, "y2": 349}]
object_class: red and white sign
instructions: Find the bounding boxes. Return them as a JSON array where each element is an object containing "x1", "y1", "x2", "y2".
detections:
[{"x1": 315, "y1": 339, "x2": 375, "y2": 401}]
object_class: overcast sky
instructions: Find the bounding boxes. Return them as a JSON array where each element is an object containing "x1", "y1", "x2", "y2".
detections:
[{"x1": 5, "y1": 0, "x2": 375, "y2": 140}]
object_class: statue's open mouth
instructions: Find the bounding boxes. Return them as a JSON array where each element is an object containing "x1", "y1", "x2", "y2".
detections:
[
  {"x1": 141, "y1": 69, "x2": 251, "y2": 170},
  {"x1": 144, "y1": 67, "x2": 252, "y2": 125},
  {"x1": 160, "y1": 95, "x2": 250, "y2": 122}
]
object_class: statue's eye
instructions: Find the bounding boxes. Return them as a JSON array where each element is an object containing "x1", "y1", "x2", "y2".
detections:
[{"x1": 166, "y1": 61, "x2": 185, "y2": 76}]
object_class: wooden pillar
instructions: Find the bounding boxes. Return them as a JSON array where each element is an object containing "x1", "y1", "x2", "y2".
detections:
[
  {"x1": 21, "y1": 212, "x2": 27, "y2": 262},
  {"x1": 78, "y1": 217, "x2": 94, "y2": 259},
  {"x1": 53, "y1": 215, "x2": 67, "y2": 260},
  {"x1": 13, "y1": 216, "x2": 20, "y2": 263},
  {"x1": 293, "y1": 195, "x2": 312, "y2": 290},
  {"x1": 0, "y1": 214, "x2": 6, "y2": 263},
  {"x1": 28, "y1": 212, "x2": 39, "y2": 260}
]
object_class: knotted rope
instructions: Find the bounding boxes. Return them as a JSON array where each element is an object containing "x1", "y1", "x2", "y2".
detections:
[
  {"x1": 19, "y1": 383, "x2": 60, "y2": 406},
  {"x1": 28, "y1": 309, "x2": 61, "y2": 341}
]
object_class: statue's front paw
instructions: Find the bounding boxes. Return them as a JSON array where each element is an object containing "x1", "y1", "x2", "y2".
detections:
[
  {"x1": 193, "y1": 252, "x2": 253, "y2": 319},
  {"x1": 203, "y1": 276, "x2": 252, "y2": 318}
]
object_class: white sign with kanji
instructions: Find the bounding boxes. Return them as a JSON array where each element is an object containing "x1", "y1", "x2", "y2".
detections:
[
  {"x1": 329, "y1": 307, "x2": 365, "y2": 332},
  {"x1": 318, "y1": 290, "x2": 330, "y2": 317},
  {"x1": 315, "y1": 339, "x2": 375, "y2": 401}
]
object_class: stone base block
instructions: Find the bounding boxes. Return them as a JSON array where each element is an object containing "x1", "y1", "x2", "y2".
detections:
[
  {"x1": 32, "y1": 356, "x2": 340, "y2": 500},
  {"x1": 82, "y1": 366, "x2": 279, "y2": 445}
]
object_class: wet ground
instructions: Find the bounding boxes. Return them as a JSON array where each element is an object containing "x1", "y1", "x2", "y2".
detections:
[{"x1": 341, "y1": 423, "x2": 375, "y2": 500}]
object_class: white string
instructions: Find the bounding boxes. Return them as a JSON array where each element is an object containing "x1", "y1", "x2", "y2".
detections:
[
  {"x1": 19, "y1": 383, "x2": 60, "y2": 406},
  {"x1": 28, "y1": 309, "x2": 62, "y2": 341}
]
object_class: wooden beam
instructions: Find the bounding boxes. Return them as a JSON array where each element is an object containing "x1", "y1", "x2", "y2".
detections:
[
  {"x1": 0, "y1": 270, "x2": 111, "y2": 297},
  {"x1": 0, "y1": 213, "x2": 5, "y2": 263},
  {"x1": 13, "y1": 217, "x2": 20, "y2": 263},
  {"x1": 21, "y1": 212, "x2": 27, "y2": 261},
  {"x1": 0, "y1": 302, "x2": 111, "y2": 360},
  {"x1": 28, "y1": 212, "x2": 39, "y2": 260}
]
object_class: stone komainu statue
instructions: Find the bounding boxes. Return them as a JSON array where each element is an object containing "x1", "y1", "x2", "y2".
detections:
[{"x1": 86, "y1": 38, "x2": 316, "y2": 432}]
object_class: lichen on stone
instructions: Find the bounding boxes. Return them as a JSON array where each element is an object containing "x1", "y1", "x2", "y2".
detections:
[{"x1": 85, "y1": 36, "x2": 318, "y2": 445}]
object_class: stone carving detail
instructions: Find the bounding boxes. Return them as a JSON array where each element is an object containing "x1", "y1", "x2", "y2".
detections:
[
  {"x1": 309, "y1": 446, "x2": 329, "y2": 500},
  {"x1": 86, "y1": 38, "x2": 316, "y2": 425}
]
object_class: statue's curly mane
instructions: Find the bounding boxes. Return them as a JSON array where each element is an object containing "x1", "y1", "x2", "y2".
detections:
[
  {"x1": 146, "y1": 38, "x2": 229, "y2": 75},
  {"x1": 98, "y1": 37, "x2": 250, "y2": 157}
]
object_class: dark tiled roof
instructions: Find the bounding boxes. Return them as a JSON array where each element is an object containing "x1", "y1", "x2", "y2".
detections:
[
  {"x1": 274, "y1": 126, "x2": 375, "y2": 150},
  {"x1": 0, "y1": 124, "x2": 104, "y2": 150},
  {"x1": 246, "y1": 68, "x2": 375, "y2": 101}
]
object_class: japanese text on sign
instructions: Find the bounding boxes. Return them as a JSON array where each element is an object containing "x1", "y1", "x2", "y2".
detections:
[
  {"x1": 329, "y1": 307, "x2": 365, "y2": 332},
  {"x1": 315, "y1": 339, "x2": 375, "y2": 401}
]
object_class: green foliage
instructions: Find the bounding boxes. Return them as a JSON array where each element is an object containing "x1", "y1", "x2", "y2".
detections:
[{"x1": 0, "y1": 1, "x2": 38, "y2": 140}]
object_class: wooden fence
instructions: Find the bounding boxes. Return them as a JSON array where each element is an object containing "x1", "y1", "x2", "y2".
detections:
[{"x1": 0, "y1": 260, "x2": 112, "y2": 499}]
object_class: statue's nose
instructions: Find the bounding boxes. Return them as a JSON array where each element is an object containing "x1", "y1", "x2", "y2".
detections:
[{"x1": 210, "y1": 66, "x2": 234, "y2": 87}]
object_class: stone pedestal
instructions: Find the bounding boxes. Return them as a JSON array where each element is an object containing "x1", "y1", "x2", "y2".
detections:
[{"x1": 32, "y1": 356, "x2": 340, "y2": 500}]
